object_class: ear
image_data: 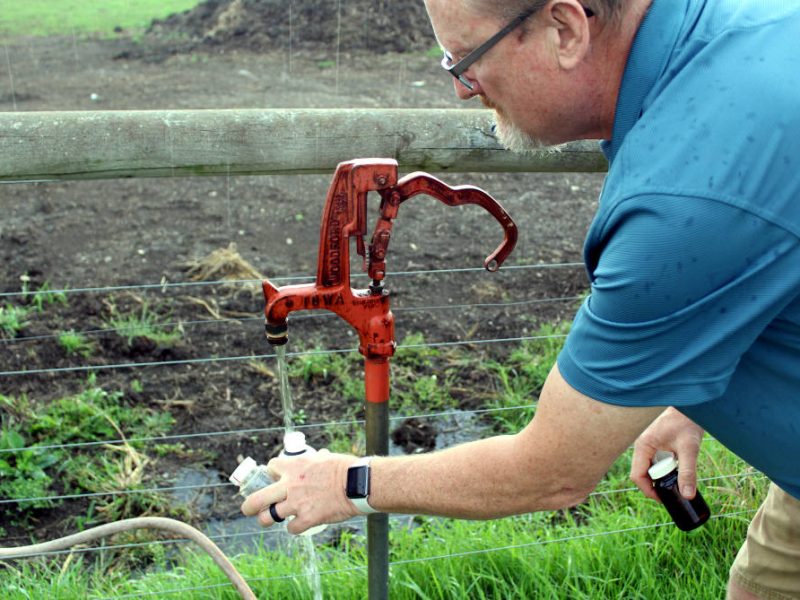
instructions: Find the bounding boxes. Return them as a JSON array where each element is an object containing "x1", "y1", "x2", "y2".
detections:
[{"x1": 547, "y1": 1, "x2": 592, "y2": 70}]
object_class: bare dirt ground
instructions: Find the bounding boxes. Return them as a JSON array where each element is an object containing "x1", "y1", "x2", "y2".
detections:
[{"x1": 0, "y1": 6, "x2": 604, "y2": 543}]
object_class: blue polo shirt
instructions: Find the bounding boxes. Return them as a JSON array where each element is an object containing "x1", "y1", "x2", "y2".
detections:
[{"x1": 557, "y1": 0, "x2": 800, "y2": 499}]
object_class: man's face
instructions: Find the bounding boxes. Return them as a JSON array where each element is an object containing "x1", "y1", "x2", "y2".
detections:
[
  {"x1": 425, "y1": 0, "x2": 550, "y2": 151},
  {"x1": 425, "y1": 0, "x2": 589, "y2": 150}
]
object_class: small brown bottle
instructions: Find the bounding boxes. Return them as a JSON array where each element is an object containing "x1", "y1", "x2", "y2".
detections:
[{"x1": 648, "y1": 455, "x2": 711, "y2": 531}]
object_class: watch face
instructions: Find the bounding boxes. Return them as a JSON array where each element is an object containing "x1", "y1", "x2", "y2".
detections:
[{"x1": 346, "y1": 465, "x2": 370, "y2": 499}]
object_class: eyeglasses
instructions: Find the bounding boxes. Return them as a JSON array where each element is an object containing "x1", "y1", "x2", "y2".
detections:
[{"x1": 441, "y1": 4, "x2": 595, "y2": 91}]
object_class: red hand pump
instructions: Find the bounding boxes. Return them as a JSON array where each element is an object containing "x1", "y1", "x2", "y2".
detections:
[{"x1": 261, "y1": 158, "x2": 517, "y2": 599}]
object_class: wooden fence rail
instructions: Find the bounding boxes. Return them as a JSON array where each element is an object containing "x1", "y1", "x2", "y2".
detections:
[{"x1": 0, "y1": 109, "x2": 607, "y2": 182}]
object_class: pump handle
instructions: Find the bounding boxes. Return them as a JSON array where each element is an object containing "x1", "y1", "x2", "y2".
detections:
[{"x1": 398, "y1": 172, "x2": 517, "y2": 271}]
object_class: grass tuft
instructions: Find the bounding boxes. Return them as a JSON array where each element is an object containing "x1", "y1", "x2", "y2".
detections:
[
  {"x1": 58, "y1": 330, "x2": 96, "y2": 358},
  {"x1": 0, "y1": 304, "x2": 30, "y2": 338}
]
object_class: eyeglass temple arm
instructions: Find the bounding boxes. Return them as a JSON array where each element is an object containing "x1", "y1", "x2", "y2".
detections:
[{"x1": 449, "y1": 4, "x2": 594, "y2": 79}]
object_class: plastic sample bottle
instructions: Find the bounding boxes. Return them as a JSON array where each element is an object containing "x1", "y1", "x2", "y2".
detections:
[
  {"x1": 229, "y1": 456, "x2": 272, "y2": 498},
  {"x1": 648, "y1": 454, "x2": 711, "y2": 531},
  {"x1": 229, "y1": 431, "x2": 327, "y2": 536}
]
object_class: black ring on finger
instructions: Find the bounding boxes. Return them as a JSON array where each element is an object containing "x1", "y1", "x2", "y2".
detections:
[{"x1": 268, "y1": 502, "x2": 285, "y2": 523}]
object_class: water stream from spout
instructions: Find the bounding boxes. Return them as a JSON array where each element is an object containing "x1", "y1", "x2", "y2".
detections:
[
  {"x1": 275, "y1": 345, "x2": 295, "y2": 433},
  {"x1": 275, "y1": 344, "x2": 323, "y2": 600}
]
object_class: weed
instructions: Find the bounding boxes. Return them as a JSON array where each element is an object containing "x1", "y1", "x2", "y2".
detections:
[
  {"x1": 150, "y1": 442, "x2": 196, "y2": 458},
  {"x1": 507, "y1": 321, "x2": 569, "y2": 386},
  {"x1": 391, "y1": 333, "x2": 463, "y2": 415},
  {"x1": 63, "y1": 443, "x2": 188, "y2": 522},
  {"x1": 58, "y1": 330, "x2": 96, "y2": 358},
  {"x1": 1, "y1": 377, "x2": 178, "y2": 526},
  {"x1": 288, "y1": 349, "x2": 361, "y2": 401},
  {"x1": 28, "y1": 384, "x2": 163, "y2": 444},
  {"x1": 21, "y1": 278, "x2": 68, "y2": 312},
  {"x1": 0, "y1": 426, "x2": 60, "y2": 513},
  {"x1": 290, "y1": 349, "x2": 343, "y2": 382},
  {"x1": 395, "y1": 373, "x2": 456, "y2": 415},
  {"x1": 317, "y1": 59, "x2": 336, "y2": 69},
  {"x1": 395, "y1": 332, "x2": 440, "y2": 370},
  {"x1": 0, "y1": 303, "x2": 30, "y2": 338},
  {"x1": 293, "y1": 408, "x2": 308, "y2": 426},
  {"x1": 322, "y1": 422, "x2": 365, "y2": 455},
  {"x1": 106, "y1": 302, "x2": 182, "y2": 346},
  {"x1": 485, "y1": 321, "x2": 570, "y2": 431}
]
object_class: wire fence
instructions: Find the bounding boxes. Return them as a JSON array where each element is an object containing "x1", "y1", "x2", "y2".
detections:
[{"x1": 0, "y1": 185, "x2": 760, "y2": 597}]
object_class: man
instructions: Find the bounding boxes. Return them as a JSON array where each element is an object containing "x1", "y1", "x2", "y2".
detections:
[{"x1": 243, "y1": 1, "x2": 800, "y2": 597}]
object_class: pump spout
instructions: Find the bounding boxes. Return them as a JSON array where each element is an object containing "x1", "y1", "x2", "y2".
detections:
[
  {"x1": 262, "y1": 275, "x2": 395, "y2": 358},
  {"x1": 264, "y1": 320, "x2": 288, "y2": 346},
  {"x1": 261, "y1": 279, "x2": 307, "y2": 346}
]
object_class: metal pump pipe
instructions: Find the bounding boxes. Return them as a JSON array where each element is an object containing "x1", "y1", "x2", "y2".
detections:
[{"x1": 261, "y1": 158, "x2": 517, "y2": 599}]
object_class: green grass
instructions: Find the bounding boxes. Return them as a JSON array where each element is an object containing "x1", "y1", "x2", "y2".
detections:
[
  {"x1": 0, "y1": 0, "x2": 201, "y2": 38},
  {"x1": 0, "y1": 439, "x2": 765, "y2": 598},
  {"x1": 424, "y1": 44, "x2": 444, "y2": 59}
]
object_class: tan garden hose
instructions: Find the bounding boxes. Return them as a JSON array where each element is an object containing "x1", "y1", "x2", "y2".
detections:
[{"x1": 0, "y1": 516, "x2": 256, "y2": 600}]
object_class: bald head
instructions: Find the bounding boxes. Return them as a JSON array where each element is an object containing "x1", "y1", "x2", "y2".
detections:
[{"x1": 462, "y1": 0, "x2": 626, "y2": 22}]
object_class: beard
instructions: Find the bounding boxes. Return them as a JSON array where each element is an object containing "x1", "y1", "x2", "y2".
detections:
[{"x1": 482, "y1": 96, "x2": 561, "y2": 155}]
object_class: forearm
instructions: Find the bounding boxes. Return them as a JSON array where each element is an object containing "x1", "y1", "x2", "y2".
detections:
[
  {"x1": 368, "y1": 365, "x2": 663, "y2": 520},
  {"x1": 368, "y1": 433, "x2": 589, "y2": 519}
]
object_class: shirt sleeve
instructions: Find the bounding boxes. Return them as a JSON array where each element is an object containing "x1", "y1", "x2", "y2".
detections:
[{"x1": 558, "y1": 193, "x2": 800, "y2": 407}]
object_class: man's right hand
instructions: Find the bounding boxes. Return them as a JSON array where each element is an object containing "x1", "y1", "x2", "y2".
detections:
[{"x1": 630, "y1": 407, "x2": 705, "y2": 502}]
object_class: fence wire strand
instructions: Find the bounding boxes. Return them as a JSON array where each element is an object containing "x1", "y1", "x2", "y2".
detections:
[
  {"x1": 0, "y1": 466, "x2": 760, "y2": 511},
  {"x1": 0, "y1": 333, "x2": 568, "y2": 378},
  {"x1": 0, "y1": 294, "x2": 582, "y2": 347},
  {"x1": 0, "y1": 406, "x2": 735, "y2": 463},
  {"x1": 0, "y1": 262, "x2": 583, "y2": 300},
  {"x1": 0, "y1": 403, "x2": 536, "y2": 456}
]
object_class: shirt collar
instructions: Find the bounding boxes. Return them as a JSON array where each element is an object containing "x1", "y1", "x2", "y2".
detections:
[{"x1": 600, "y1": 0, "x2": 690, "y2": 163}]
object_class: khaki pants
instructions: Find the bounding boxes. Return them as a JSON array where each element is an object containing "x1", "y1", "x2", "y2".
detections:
[{"x1": 729, "y1": 483, "x2": 800, "y2": 600}]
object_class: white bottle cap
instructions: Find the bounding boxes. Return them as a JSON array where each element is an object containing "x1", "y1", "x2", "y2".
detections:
[
  {"x1": 229, "y1": 456, "x2": 258, "y2": 486},
  {"x1": 283, "y1": 431, "x2": 307, "y2": 454},
  {"x1": 648, "y1": 454, "x2": 678, "y2": 480}
]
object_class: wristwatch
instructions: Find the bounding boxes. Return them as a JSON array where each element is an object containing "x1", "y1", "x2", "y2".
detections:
[{"x1": 346, "y1": 456, "x2": 379, "y2": 514}]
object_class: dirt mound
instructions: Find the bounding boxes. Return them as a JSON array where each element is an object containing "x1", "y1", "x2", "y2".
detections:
[{"x1": 139, "y1": 0, "x2": 437, "y2": 58}]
